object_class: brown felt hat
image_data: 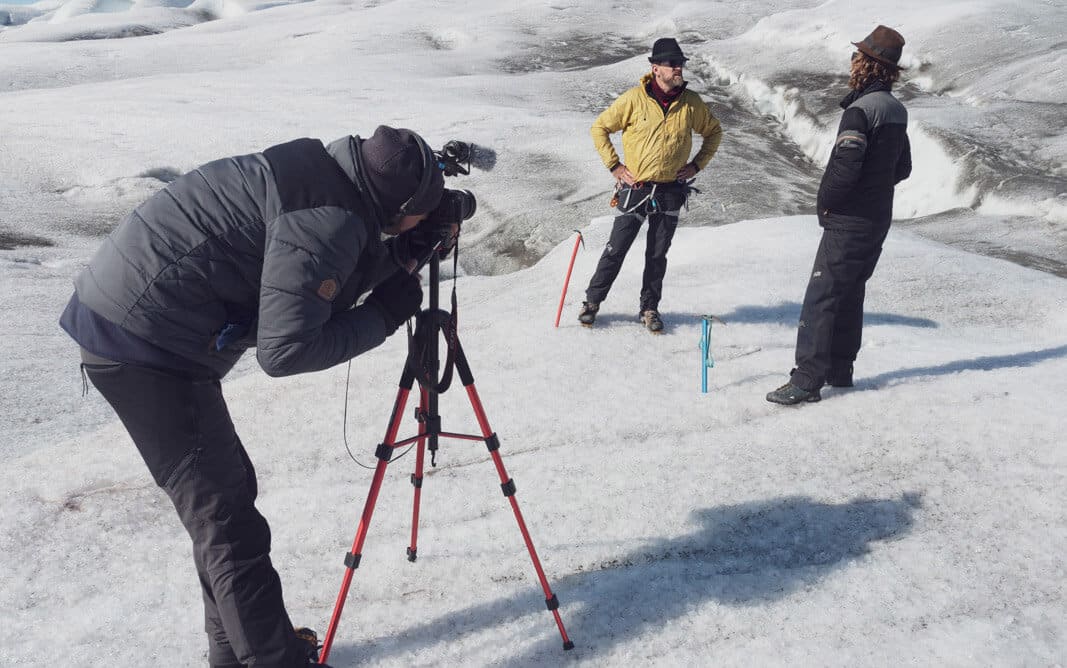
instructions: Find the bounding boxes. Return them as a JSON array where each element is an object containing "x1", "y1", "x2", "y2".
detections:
[{"x1": 852, "y1": 25, "x2": 906, "y2": 70}]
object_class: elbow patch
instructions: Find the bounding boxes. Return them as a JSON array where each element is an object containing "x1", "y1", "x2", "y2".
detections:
[{"x1": 835, "y1": 130, "x2": 867, "y2": 153}]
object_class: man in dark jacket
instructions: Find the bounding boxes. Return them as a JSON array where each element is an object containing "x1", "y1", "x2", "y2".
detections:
[
  {"x1": 60, "y1": 125, "x2": 447, "y2": 666},
  {"x1": 767, "y1": 26, "x2": 912, "y2": 405}
]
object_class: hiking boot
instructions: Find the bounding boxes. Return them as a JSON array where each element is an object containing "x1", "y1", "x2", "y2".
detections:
[
  {"x1": 766, "y1": 381, "x2": 821, "y2": 405},
  {"x1": 825, "y1": 364, "x2": 854, "y2": 388},
  {"x1": 578, "y1": 301, "x2": 599, "y2": 326},
  {"x1": 640, "y1": 309, "x2": 664, "y2": 333},
  {"x1": 295, "y1": 627, "x2": 327, "y2": 666}
]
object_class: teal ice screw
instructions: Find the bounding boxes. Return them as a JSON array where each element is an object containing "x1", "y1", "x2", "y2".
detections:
[{"x1": 699, "y1": 315, "x2": 724, "y2": 393}]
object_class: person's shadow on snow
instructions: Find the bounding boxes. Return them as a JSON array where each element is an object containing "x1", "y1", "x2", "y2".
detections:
[
  {"x1": 566, "y1": 302, "x2": 936, "y2": 334},
  {"x1": 699, "y1": 302, "x2": 938, "y2": 329},
  {"x1": 329, "y1": 493, "x2": 920, "y2": 665},
  {"x1": 860, "y1": 344, "x2": 1067, "y2": 388}
]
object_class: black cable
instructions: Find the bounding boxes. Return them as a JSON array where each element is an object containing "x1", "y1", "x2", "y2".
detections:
[
  {"x1": 341, "y1": 360, "x2": 375, "y2": 469},
  {"x1": 342, "y1": 351, "x2": 416, "y2": 469},
  {"x1": 341, "y1": 240, "x2": 465, "y2": 469}
]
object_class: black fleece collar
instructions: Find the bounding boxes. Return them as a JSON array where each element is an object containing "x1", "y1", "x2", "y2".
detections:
[{"x1": 840, "y1": 80, "x2": 891, "y2": 109}]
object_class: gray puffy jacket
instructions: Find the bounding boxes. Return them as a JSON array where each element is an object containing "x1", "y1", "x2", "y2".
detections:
[{"x1": 73, "y1": 136, "x2": 400, "y2": 378}]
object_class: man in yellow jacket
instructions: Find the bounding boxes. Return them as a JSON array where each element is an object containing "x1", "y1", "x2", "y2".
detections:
[{"x1": 579, "y1": 37, "x2": 722, "y2": 333}]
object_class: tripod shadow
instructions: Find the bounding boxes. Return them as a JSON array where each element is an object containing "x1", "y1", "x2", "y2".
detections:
[
  {"x1": 860, "y1": 344, "x2": 1067, "y2": 388},
  {"x1": 328, "y1": 493, "x2": 920, "y2": 665}
]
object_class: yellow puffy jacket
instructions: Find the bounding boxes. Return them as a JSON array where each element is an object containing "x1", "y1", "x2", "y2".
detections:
[{"x1": 591, "y1": 73, "x2": 722, "y2": 183}]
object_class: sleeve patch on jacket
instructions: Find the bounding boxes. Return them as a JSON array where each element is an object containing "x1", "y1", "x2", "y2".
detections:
[
  {"x1": 317, "y1": 278, "x2": 339, "y2": 301},
  {"x1": 835, "y1": 131, "x2": 867, "y2": 152}
]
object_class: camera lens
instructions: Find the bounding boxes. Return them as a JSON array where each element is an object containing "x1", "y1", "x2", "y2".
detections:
[
  {"x1": 452, "y1": 189, "x2": 476, "y2": 221},
  {"x1": 428, "y1": 189, "x2": 476, "y2": 226}
]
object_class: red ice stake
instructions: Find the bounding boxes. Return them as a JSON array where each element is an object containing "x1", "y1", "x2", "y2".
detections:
[{"x1": 554, "y1": 231, "x2": 584, "y2": 327}]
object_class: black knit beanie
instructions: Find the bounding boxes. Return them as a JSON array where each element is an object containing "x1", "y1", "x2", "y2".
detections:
[{"x1": 359, "y1": 125, "x2": 445, "y2": 216}]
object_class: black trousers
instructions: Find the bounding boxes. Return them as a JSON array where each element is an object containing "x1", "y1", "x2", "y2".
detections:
[
  {"x1": 792, "y1": 224, "x2": 889, "y2": 391},
  {"x1": 585, "y1": 182, "x2": 686, "y2": 311},
  {"x1": 82, "y1": 356, "x2": 307, "y2": 667}
]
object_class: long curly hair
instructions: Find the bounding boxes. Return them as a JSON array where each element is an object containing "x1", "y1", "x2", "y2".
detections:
[{"x1": 849, "y1": 51, "x2": 901, "y2": 90}]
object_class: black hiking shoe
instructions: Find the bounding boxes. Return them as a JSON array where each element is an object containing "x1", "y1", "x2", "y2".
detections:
[
  {"x1": 640, "y1": 309, "x2": 664, "y2": 333},
  {"x1": 825, "y1": 364, "x2": 854, "y2": 388},
  {"x1": 295, "y1": 627, "x2": 329, "y2": 666},
  {"x1": 766, "y1": 382, "x2": 821, "y2": 405},
  {"x1": 578, "y1": 301, "x2": 599, "y2": 326}
]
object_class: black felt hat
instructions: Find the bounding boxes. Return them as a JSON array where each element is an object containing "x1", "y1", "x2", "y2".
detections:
[{"x1": 648, "y1": 37, "x2": 688, "y2": 64}]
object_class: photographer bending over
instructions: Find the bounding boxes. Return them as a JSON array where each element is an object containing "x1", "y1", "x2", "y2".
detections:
[{"x1": 60, "y1": 125, "x2": 450, "y2": 667}]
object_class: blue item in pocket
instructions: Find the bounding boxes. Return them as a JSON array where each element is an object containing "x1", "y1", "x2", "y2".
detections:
[{"x1": 214, "y1": 322, "x2": 250, "y2": 351}]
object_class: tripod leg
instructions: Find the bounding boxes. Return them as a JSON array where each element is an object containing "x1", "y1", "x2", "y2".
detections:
[
  {"x1": 455, "y1": 343, "x2": 575, "y2": 650},
  {"x1": 407, "y1": 388, "x2": 430, "y2": 562},
  {"x1": 319, "y1": 380, "x2": 413, "y2": 665}
]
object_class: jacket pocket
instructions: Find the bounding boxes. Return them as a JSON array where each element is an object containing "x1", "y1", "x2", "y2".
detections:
[
  {"x1": 82, "y1": 361, "x2": 124, "y2": 375},
  {"x1": 820, "y1": 211, "x2": 872, "y2": 232}
]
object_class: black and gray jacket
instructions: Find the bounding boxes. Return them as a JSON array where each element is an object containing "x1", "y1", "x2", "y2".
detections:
[
  {"x1": 65, "y1": 136, "x2": 401, "y2": 378},
  {"x1": 817, "y1": 81, "x2": 912, "y2": 228}
]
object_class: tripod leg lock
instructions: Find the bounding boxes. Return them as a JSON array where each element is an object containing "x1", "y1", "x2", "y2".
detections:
[
  {"x1": 375, "y1": 442, "x2": 393, "y2": 461},
  {"x1": 344, "y1": 552, "x2": 362, "y2": 569},
  {"x1": 484, "y1": 433, "x2": 500, "y2": 452},
  {"x1": 416, "y1": 407, "x2": 441, "y2": 435},
  {"x1": 500, "y1": 478, "x2": 516, "y2": 497}
]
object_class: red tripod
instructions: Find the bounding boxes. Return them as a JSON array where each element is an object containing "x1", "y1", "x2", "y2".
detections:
[{"x1": 318, "y1": 255, "x2": 574, "y2": 664}]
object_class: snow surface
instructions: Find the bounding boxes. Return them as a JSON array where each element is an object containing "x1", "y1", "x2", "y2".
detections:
[{"x1": 1, "y1": 1, "x2": 1065, "y2": 666}]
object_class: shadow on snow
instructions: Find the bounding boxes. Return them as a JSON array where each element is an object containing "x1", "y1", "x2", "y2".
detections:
[
  {"x1": 329, "y1": 493, "x2": 920, "y2": 665},
  {"x1": 578, "y1": 303, "x2": 937, "y2": 332},
  {"x1": 863, "y1": 344, "x2": 1067, "y2": 388},
  {"x1": 706, "y1": 302, "x2": 938, "y2": 329}
]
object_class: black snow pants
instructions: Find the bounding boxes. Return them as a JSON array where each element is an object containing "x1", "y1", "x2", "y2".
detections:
[
  {"x1": 81, "y1": 352, "x2": 308, "y2": 668},
  {"x1": 585, "y1": 181, "x2": 688, "y2": 311},
  {"x1": 791, "y1": 222, "x2": 890, "y2": 392}
]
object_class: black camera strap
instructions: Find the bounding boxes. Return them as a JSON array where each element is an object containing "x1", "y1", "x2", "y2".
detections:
[
  {"x1": 407, "y1": 244, "x2": 461, "y2": 394},
  {"x1": 434, "y1": 252, "x2": 460, "y2": 394}
]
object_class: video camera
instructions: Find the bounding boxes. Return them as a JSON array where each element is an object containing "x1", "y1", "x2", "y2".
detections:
[
  {"x1": 425, "y1": 187, "x2": 476, "y2": 229},
  {"x1": 405, "y1": 140, "x2": 495, "y2": 271}
]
